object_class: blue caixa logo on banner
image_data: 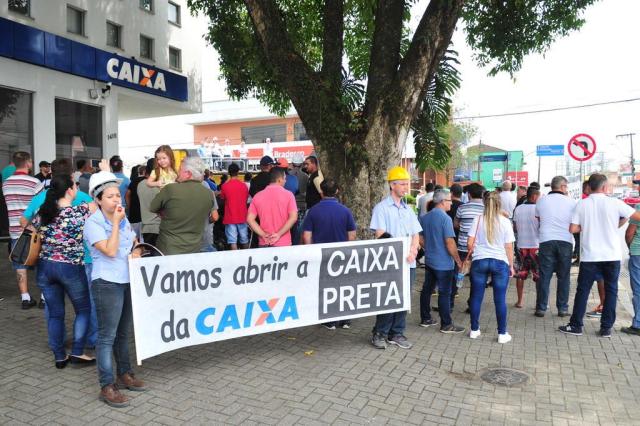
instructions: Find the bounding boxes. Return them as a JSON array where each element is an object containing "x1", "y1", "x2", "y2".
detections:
[{"x1": 0, "y1": 17, "x2": 187, "y2": 102}]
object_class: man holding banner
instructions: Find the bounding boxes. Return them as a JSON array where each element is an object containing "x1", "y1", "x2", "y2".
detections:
[
  {"x1": 369, "y1": 167, "x2": 421, "y2": 349},
  {"x1": 302, "y1": 178, "x2": 357, "y2": 330}
]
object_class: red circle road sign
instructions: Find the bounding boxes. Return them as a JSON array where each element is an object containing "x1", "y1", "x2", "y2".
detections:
[{"x1": 567, "y1": 133, "x2": 597, "y2": 162}]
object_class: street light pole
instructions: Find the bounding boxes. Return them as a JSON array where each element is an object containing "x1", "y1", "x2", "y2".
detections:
[{"x1": 617, "y1": 133, "x2": 636, "y2": 177}]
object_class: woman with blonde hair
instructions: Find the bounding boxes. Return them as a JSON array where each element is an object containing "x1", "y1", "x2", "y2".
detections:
[{"x1": 466, "y1": 191, "x2": 515, "y2": 343}]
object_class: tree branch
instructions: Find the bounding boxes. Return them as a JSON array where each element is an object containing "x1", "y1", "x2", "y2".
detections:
[
  {"x1": 243, "y1": 0, "x2": 322, "y2": 135},
  {"x1": 363, "y1": 0, "x2": 406, "y2": 117},
  {"x1": 391, "y1": 0, "x2": 463, "y2": 132},
  {"x1": 321, "y1": 0, "x2": 344, "y2": 91}
]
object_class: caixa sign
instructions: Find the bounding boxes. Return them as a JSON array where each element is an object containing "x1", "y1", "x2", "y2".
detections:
[
  {"x1": 0, "y1": 17, "x2": 187, "y2": 102},
  {"x1": 106, "y1": 57, "x2": 166, "y2": 92},
  {"x1": 96, "y1": 52, "x2": 187, "y2": 101}
]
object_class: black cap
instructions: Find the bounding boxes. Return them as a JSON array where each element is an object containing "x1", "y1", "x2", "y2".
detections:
[
  {"x1": 39, "y1": 161, "x2": 51, "y2": 167},
  {"x1": 259, "y1": 156, "x2": 278, "y2": 166}
]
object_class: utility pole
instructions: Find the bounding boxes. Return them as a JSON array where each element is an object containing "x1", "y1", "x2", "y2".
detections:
[
  {"x1": 477, "y1": 139, "x2": 482, "y2": 183},
  {"x1": 617, "y1": 133, "x2": 636, "y2": 177}
]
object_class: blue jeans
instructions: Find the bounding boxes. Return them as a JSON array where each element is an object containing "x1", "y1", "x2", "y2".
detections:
[
  {"x1": 36, "y1": 259, "x2": 91, "y2": 360},
  {"x1": 225, "y1": 223, "x2": 249, "y2": 245},
  {"x1": 93, "y1": 279, "x2": 134, "y2": 388},
  {"x1": 85, "y1": 263, "x2": 97, "y2": 348},
  {"x1": 536, "y1": 240, "x2": 572, "y2": 312},
  {"x1": 373, "y1": 268, "x2": 415, "y2": 337},
  {"x1": 420, "y1": 266, "x2": 454, "y2": 327},
  {"x1": 569, "y1": 261, "x2": 620, "y2": 330},
  {"x1": 469, "y1": 258, "x2": 510, "y2": 334},
  {"x1": 629, "y1": 256, "x2": 640, "y2": 328}
]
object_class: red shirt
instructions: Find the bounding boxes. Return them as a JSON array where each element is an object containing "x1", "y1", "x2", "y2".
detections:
[{"x1": 220, "y1": 178, "x2": 249, "y2": 224}]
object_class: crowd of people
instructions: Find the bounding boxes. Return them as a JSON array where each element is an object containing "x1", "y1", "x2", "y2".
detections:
[{"x1": 4, "y1": 145, "x2": 640, "y2": 407}]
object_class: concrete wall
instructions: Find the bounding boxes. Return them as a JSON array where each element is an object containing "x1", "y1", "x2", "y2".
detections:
[{"x1": 193, "y1": 117, "x2": 302, "y2": 145}]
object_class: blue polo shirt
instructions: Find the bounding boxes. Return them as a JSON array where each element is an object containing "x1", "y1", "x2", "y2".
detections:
[
  {"x1": 370, "y1": 195, "x2": 422, "y2": 267},
  {"x1": 24, "y1": 189, "x2": 93, "y2": 264},
  {"x1": 420, "y1": 208, "x2": 456, "y2": 271},
  {"x1": 302, "y1": 198, "x2": 356, "y2": 243},
  {"x1": 284, "y1": 173, "x2": 299, "y2": 195},
  {"x1": 114, "y1": 172, "x2": 130, "y2": 209},
  {"x1": 83, "y1": 209, "x2": 136, "y2": 284}
]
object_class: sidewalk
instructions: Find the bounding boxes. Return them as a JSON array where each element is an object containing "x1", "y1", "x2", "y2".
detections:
[{"x1": 1, "y1": 258, "x2": 640, "y2": 425}]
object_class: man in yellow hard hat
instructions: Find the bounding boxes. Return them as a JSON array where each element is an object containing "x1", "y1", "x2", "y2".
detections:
[{"x1": 369, "y1": 166, "x2": 421, "y2": 349}]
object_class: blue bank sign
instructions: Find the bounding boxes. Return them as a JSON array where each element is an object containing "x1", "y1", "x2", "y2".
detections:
[
  {"x1": 0, "y1": 17, "x2": 187, "y2": 102},
  {"x1": 536, "y1": 145, "x2": 564, "y2": 157}
]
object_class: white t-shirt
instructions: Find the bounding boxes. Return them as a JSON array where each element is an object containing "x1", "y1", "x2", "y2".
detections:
[
  {"x1": 535, "y1": 192, "x2": 576, "y2": 244},
  {"x1": 468, "y1": 215, "x2": 515, "y2": 264},
  {"x1": 418, "y1": 192, "x2": 434, "y2": 216},
  {"x1": 238, "y1": 145, "x2": 249, "y2": 158},
  {"x1": 499, "y1": 191, "x2": 516, "y2": 218},
  {"x1": 571, "y1": 193, "x2": 635, "y2": 262},
  {"x1": 513, "y1": 203, "x2": 539, "y2": 248}
]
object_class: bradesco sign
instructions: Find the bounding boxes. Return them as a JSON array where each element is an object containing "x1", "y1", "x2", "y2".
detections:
[
  {"x1": 95, "y1": 51, "x2": 187, "y2": 101},
  {"x1": 129, "y1": 238, "x2": 410, "y2": 364}
]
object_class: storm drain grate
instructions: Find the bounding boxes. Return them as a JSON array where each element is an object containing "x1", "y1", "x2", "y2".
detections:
[{"x1": 479, "y1": 367, "x2": 531, "y2": 387}]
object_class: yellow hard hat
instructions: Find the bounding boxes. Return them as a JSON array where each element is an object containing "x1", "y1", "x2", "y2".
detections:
[{"x1": 387, "y1": 166, "x2": 410, "y2": 182}]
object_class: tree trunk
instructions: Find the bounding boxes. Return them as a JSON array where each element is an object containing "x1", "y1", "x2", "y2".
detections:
[{"x1": 314, "y1": 112, "x2": 410, "y2": 239}]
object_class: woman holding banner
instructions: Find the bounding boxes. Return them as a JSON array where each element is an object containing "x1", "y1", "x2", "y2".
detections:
[{"x1": 84, "y1": 171, "x2": 144, "y2": 408}]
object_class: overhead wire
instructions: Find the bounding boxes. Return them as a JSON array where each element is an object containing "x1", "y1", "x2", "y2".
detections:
[{"x1": 453, "y1": 96, "x2": 640, "y2": 120}]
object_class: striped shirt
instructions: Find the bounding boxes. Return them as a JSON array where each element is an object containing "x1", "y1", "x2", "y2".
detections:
[
  {"x1": 3, "y1": 172, "x2": 43, "y2": 239},
  {"x1": 455, "y1": 199, "x2": 484, "y2": 252}
]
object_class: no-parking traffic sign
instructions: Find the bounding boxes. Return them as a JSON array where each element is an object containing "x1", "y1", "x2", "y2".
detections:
[{"x1": 567, "y1": 133, "x2": 596, "y2": 162}]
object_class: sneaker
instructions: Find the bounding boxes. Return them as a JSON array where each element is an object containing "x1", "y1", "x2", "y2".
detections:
[
  {"x1": 599, "y1": 328, "x2": 612, "y2": 338},
  {"x1": 498, "y1": 333, "x2": 512, "y2": 344},
  {"x1": 621, "y1": 326, "x2": 640, "y2": 336},
  {"x1": 322, "y1": 323, "x2": 336, "y2": 330},
  {"x1": 469, "y1": 329, "x2": 481, "y2": 339},
  {"x1": 440, "y1": 324, "x2": 465, "y2": 334},
  {"x1": 386, "y1": 335, "x2": 412, "y2": 349},
  {"x1": 371, "y1": 332, "x2": 387, "y2": 349},
  {"x1": 558, "y1": 311, "x2": 570, "y2": 317},
  {"x1": 341, "y1": 322, "x2": 351, "y2": 329},
  {"x1": 534, "y1": 310, "x2": 545, "y2": 318},
  {"x1": 21, "y1": 299, "x2": 37, "y2": 310},
  {"x1": 586, "y1": 310, "x2": 602, "y2": 318},
  {"x1": 419, "y1": 319, "x2": 438, "y2": 328},
  {"x1": 38, "y1": 299, "x2": 45, "y2": 309},
  {"x1": 558, "y1": 324, "x2": 583, "y2": 336}
]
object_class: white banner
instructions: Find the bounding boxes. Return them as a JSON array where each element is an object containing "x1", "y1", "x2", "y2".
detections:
[{"x1": 129, "y1": 238, "x2": 410, "y2": 364}]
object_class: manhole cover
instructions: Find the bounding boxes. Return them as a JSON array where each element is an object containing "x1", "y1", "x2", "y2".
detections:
[{"x1": 479, "y1": 368, "x2": 531, "y2": 387}]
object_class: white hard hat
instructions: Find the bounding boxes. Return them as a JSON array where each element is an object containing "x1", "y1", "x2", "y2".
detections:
[
  {"x1": 292, "y1": 154, "x2": 305, "y2": 165},
  {"x1": 88, "y1": 171, "x2": 121, "y2": 198}
]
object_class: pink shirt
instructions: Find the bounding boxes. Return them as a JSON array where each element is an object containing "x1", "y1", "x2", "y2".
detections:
[{"x1": 248, "y1": 184, "x2": 297, "y2": 246}]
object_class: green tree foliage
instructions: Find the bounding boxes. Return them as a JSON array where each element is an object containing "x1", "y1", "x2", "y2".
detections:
[{"x1": 188, "y1": 0, "x2": 596, "y2": 227}]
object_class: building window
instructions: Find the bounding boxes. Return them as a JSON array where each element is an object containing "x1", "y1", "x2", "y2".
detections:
[
  {"x1": 0, "y1": 86, "x2": 33, "y2": 171},
  {"x1": 168, "y1": 1, "x2": 181, "y2": 25},
  {"x1": 106, "y1": 22, "x2": 122, "y2": 49},
  {"x1": 140, "y1": 0, "x2": 153, "y2": 13},
  {"x1": 8, "y1": 0, "x2": 30, "y2": 16},
  {"x1": 169, "y1": 47, "x2": 181, "y2": 71},
  {"x1": 66, "y1": 6, "x2": 85, "y2": 36},
  {"x1": 140, "y1": 35, "x2": 154, "y2": 60},
  {"x1": 294, "y1": 122, "x2": 308, "y2": 140},
  {"x1": 241, "y1": 124, "x2": 287, "y2": 145},
  {"x1": 54, "y1": 99, "x2": 102, "y2": 167}
]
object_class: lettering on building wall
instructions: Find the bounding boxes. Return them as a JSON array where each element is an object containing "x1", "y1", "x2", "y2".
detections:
[{"x1": 106, "y1": 58, "x2": 166, "y2": 92}]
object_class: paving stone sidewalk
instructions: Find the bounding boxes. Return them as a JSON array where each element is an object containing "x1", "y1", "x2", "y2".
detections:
[{"x1": 1, "y1": 260, "x2": 640, "y2": 425}]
